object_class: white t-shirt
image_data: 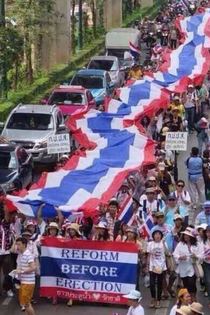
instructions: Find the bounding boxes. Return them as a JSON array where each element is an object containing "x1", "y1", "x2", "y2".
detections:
[
  {"x1": 147, "y1": 241, "x2": 167, "y2": 272},
  {"x1": 174, "y1": 190, "x2": 191, "y2": 217},
  {"x1": 173, "y1": 242, "x2": 203, "y2": 277},
  {"x1": 169, "y1": 305, "x2": 177, "y2": 315},
  {"x1": 126, "y1": 304, "x2": 145, "y2": 315}
]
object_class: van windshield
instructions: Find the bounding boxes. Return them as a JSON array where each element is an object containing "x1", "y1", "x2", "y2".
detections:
[{"x1": 7, "y1": 113, "x2": 54, "y2": 130}]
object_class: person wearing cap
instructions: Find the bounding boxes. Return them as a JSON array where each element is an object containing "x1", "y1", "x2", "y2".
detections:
[
  {"x1": 55, "y1": 154, "x2": 69, "y2": 171},
  {"x1": 195, "y1": 115, "x2": 209, "y2": 155},
  {"x1": 24, "y1": 221, "x2": 39, "y2": 242},
  {"x1": 190, "y1": 302, "x2": 204, "y2": 315},
  {"x1": 139, "y1": 187, "x2": 165, "y2": 217},
  {"x1": 106, "y1": 199, "x2": 119, "y2": 238},
  {"x1": 170, "y1": 95, "x2": 184, "y2": 118},
  {"x1": 169, "y1": 106, "x2": 183, "y2": 132},
  {"x1": 163, "y1": 193, "x2": 185, "y2": 226},
  {"x1": 92, "y1": 221, "x2": 111, "y2": 241},
  {"x1": 182, "y1": 85, "x2": 198, "y2": 133},
  {"x1": 196, "y1": 223, "x2": 207, "y2": 243},
  {"x1": 195, "y1": 201, "x2": 210, "y2": 226},
  {"x1": 171, "y1": 214, "x2": 185, "y2": 250},
  {"x1": 202, "y1": 225, "x2": 210, "y2": 308},
  {"x1": 185, "y1": 147, "x2": 206, "y2": 209},
  {"x1": 174, "y1": 180, "x2": 191, "y2": 226},
  {"x1": 123, "y1": 290, "x2": 144, "y2": 315},
  {"x1": 147, "y1": 229, "x2": 167, "y2": 308},
  {"x1": 169, "y1": 288, "x2": 191, "y2": 315},
  {"x1": 128, "y1": 63, "x2": 142, "y2": 80},
  {"x1": 173, "y1": 229, "x2": 204, "y2": 301}
]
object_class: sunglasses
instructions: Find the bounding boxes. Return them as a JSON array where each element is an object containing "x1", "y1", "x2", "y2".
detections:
[
  {"x1": 177, "y1": 184, "x2": 184, "y2": 187},
  {"x1": 168, "y1": 198, "x2": 175, "y2": 201}
]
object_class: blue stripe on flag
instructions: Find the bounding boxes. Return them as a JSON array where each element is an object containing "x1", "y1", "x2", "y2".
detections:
[{"x1": 40, "y1": 257, "x2": 137, "y2": 284}]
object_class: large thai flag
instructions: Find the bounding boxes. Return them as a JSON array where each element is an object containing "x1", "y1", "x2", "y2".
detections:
[
  {"x1": 7, "y1": 131, "x2": 155, "y2": 217},
  {"x1": 129, "y1": 41, "x2": 140, "y2": 58},
  {"x1": 118, "y1": 79, "x2": 168, "y2": 106}
]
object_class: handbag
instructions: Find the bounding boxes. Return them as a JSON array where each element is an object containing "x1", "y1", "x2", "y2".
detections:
[
  {"x1": 192, "y1": 260, "x2": 204, "y2": 278},
  {"x1": 152, "y1": 265, "x2": 163, "y2": 274},
  {"x1": 163, "y1": 242, "x2": 175, "y2": 272},
  {"x1": 188, "y1": 246, "x2": 204, "y2": 278}
]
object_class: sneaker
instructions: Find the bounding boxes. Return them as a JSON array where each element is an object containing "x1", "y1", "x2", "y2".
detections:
[
  {"x1": 7, "y1": 290, "x2": 14, "y2": 297},
  {"x1": 21, "y1": 306, "x2": 25, "y2": 312}
]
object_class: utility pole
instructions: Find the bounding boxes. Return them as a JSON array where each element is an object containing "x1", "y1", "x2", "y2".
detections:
[
  {"x1": 0, "y1": 0, "x2": 7, "y2": 99},
  {"x1": 78, "y1": 0, "x2": 83, "y2": 50}
]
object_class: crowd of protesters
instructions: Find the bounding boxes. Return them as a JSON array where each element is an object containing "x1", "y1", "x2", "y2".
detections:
[{"x1": 1, "y1": 2, "x2": 210, "y2": 315}]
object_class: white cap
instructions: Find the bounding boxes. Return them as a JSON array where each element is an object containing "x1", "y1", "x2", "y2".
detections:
[{"x1": 123, "y1": 290, "x2": 142, "y2": 301}]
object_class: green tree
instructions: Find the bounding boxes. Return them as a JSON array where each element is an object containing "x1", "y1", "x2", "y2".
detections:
[{"x1": 6, "y1": 0, "x2": 55, "y2": 83}]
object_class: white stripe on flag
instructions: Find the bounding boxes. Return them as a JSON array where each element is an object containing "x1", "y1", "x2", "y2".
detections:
[
  {"x1": 40, "y1": 276, "x2": 135, "y2": 293},
  {"x1": 41, "y1": 246, "x2": 138, "y2": 264}
]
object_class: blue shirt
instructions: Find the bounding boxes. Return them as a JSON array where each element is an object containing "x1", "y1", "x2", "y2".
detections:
[
  {"x1": 163, "y1": 206, "x2": 185, "y2": 226},
  {"x1": 195, "y1": 211, "x2": 210, "y2": 225},
  {"x1": 185, "y1": 156, "x2": 203, "y2": 182}
]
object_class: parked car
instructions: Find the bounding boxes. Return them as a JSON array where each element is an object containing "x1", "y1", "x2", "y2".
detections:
[
  {"x1": 0, "y1": 143, "x2": 33, "y2": 193},
  {"x1": 42, "y1": 85, "x2": 96, "y2": 116},
  {"x1": 70, "y1": 69, "x2": 115, "y2": 106},
  {"x1": 1, "y1": 104, "x2": 69, "y2": 164},
  {"x1": 86, "y1": 55, "x2": 125, "y2": 87}
]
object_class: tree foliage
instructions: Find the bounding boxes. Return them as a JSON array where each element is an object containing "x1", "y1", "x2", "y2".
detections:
[{"x1": 6, "y1": 0, "x2": 55, "y2": 83}]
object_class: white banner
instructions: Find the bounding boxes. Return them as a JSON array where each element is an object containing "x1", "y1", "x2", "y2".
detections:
[
  {"x1": 47, "y1": 134, "x2": 70, "y2": 154},
  {"x1": 165, "y1": 132, "x2": 188, "y2": 151}
]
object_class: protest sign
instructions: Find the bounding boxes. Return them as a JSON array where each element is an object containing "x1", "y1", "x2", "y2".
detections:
[
  {"x1": 40, "y1": 237, "x2": 138, "y2": 304},
  {"x1": 165, "y1": 132, "x2": 188, "y2": 151},
  {"x1": 47, "y1": 134, "x2": 70, "y2": 154}
]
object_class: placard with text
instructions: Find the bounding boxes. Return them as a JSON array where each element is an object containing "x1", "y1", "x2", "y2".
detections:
[{"x1": 40, "y1": 237, "x2": 138, "y2": 304}]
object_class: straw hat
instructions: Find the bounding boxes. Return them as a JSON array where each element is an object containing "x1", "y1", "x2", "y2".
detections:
[
  {"x1": 181, "y1": 229, "x2": 195, "y2": 238},
  {"x1": 190, "y1": 302, "x2": 204, "y2": 315},
  {"x1": 158, "y1": 162, "x2": 167, "y2": 171},
  {"x1": 176, "y1": 305, "x2": 192, "y2": 315},
  {"x1": 47, "y1": 222, "x2": 59, "y2": 230},
  {"x1": 196, "y1": 223, "x2": 207, "y2": 231},
  {"x1": 66, "y1": 223, "x2": 81, "y2": 235}
]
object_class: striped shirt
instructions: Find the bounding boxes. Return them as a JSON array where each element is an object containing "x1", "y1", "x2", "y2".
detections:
[{"x1": 19, "y1": 249, "x2": 35, "y2": 284}]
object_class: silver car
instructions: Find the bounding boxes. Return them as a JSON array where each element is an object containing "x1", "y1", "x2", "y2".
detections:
[
  {"x1": 86, "y1": 55, "x2": 125, "y2": 87},
  {"x1": 1, "y1": 104, "x2": 68, "y2": 163}
]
